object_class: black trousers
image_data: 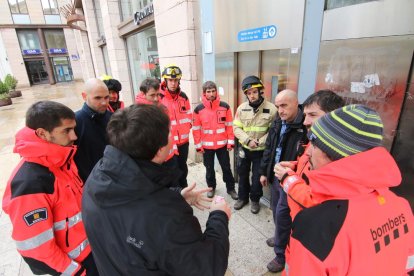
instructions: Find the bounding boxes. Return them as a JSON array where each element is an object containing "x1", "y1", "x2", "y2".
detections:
[
  {"x1": 203, "y1": 146, "x2": 235, "y2": 192},
  {"x1": 177, "y1": 142, "x2": 189, "y2": 188}
]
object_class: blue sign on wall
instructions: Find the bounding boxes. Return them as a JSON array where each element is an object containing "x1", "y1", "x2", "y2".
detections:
[
  {"x1": 22, "y1": 49, "x2": 41, "y2": 55},
  {"x1": 48, "y1": 48, "x2": 67, "y2": 54},
  {"x1": 238, "y1": 25, "x2": 277, "y2": 42}
]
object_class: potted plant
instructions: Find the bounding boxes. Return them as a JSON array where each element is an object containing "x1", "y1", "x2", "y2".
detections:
[
  {"x1": 0, "y1": 80, "x2": 12, "y2": 107},
  {"x1": 4, "y1": 74, "x2": 22, "y2": 98}
]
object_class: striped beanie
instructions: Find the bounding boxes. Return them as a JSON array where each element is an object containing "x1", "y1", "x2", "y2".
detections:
[{"x1": 308, "y1": 104, "x2": 383, "y2": 161}]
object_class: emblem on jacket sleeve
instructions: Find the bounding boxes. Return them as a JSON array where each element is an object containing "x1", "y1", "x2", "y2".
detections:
[{"x1": 23, "y1": 208, "x2": 48, "y2": 226}]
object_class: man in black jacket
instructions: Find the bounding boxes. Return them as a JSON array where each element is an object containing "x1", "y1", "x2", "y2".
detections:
[
  {"x1": 74, "y1": 78, "x2": 112, "y2": 182},
  {"x1": 259, "y1": 89, "x2": 308, "y2": 273},
  {"x1": 82, "y1": 104, "x2": 231, "y2": 276}
]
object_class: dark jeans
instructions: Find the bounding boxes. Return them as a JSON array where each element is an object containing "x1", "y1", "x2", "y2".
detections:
[
  {"x1": 177, "y1": 142, "x2": 189, "y2": 188},
  {"x1": 272, "y1": 183, "x2": 292, "y2": 264},
  {"x1": 237, "y1": 148, "x2": 264, "y2": 202},
  {"x1": 203, "y1": 147, "x2": 235, "y2": 192}
]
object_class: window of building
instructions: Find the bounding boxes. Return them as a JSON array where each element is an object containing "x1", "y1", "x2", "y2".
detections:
[
  {"x1": 120, "y1": 0, "x2": 151, "y2": 21},
  {"x1": 8, "y1": 0, "x2": 28, "y2": 14},
  {"x1": 126, "y1": 26, "x2": 159, "y2": 94},
  {"x1": 92, "y1": 0, "x2": 104, "y2": 36},
  {"x1": 41, "y1": 0, "x2": 58, "y2": 14},
  {"x1": 44, "y1": 29, "x2": 66, "y2": 49},
  {"x1": 9, "y1": 0, "x2": 30, "y2": 23},
  {"x1": 17, "y1": 30, "x2": 41, "y2": 51},
  {"x1": 41, "y1": 0, "x2": 61, "y2": 24},
  {"x1": 102, "y1": 46, "x2": 112, "y2": 76},
  {"x1": 325, "y1": 0, "x2": 376, "y2": 10}
]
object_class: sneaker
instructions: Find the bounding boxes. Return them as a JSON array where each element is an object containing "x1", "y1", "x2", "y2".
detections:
[
  {"x1": 234, "y1": 199, "x2": 248, "y2": 210},
  {"x1": 267, "y1": 259, "x2": 285, "y2": 273},
  {"x1": 207, "y1": 189, "x2": 215, "y2": 198},
  {"x1": 250, "y1": 201, "x2": 260, "y2": 214},
  {"x1": 227, "y1": 190, "x2": 239, "y2": 200},
  {"x1": 266, "y1": 237, "x2": 275, "y2": 247}
]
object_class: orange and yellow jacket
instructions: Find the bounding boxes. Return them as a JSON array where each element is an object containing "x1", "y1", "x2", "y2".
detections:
[
  {"x1": 284, "y1": 147, "x2": 414, "y2": 276},
  {"x1": 160, "y1": 82, "x2": 192, "y2": 146},
  {"x1": 2, "y1": 127, "x2": 90, "y2": 275},
  {"x1": 135, "y1": 92, "x2": 178, "y2": 160},
  {"x1": 193, "y1": 94, "x2": 234, "y2": 150}
]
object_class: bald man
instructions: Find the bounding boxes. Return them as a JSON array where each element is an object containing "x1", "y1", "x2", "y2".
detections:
[
  {"x1": 259, "y1": 89, "x2": 308, "y2": 273},
  {"x1": 74, "y1": 78, "x2": 112, "y2": 182}
]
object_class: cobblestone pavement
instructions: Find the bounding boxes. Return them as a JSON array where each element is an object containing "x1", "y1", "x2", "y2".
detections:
[{"x1": 0, "y1": 82, "x2": 281, "y2": 276}]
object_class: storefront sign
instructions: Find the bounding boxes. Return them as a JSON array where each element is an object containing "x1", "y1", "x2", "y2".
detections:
[
  {"x1": 48, "y1": 48, "x2": 67, "y2": 54},
  {"x1": 238, "y1": 25, "x2": 277, "y2": 42},
  {"x1": 134, "y1": 3, "x2": 154, "y2": 25},
  {"x1": 22, "y1": 49, "x2": 41, "y2": 55}
]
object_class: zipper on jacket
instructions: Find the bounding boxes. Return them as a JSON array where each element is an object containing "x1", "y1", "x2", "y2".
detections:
[{"x1": 65, "y1": 217, "x2": 70, "y2": 247}]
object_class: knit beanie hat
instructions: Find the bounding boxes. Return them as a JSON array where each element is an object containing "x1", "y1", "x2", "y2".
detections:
[{"x1": 308, "y1": 104, "x2": 383, "y2": 161}]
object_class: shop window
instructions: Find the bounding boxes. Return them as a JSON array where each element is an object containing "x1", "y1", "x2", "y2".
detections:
[
  {"x1": 44, "y1": 29, "x2": 66, "y2": 49},
  {"x1": 17, "y1": 30, "x2": 41, "y2": 51},
  {"x1": 126, "y1": 26, "x2": 159, "y2": 94}
]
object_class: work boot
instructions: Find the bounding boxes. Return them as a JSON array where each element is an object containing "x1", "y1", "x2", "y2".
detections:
[
  {"x1": 227, "y1": 190, "x2": 239, "y2": 200},
  {"x1": 207, "y1": 189, "x2": 215, "y2": 198},
  {"x1": 266, "y1": 237, "x2": 275, "y2": 247},
  {"x1": 234, "y1": 199, "x2": 248, "y2": 210},
  {"x1": 267, "y1": 259, "x2": 285, "y2": 273},
  {"x1": 250, "y1": 201, "x2": 260, "y2": 214}
]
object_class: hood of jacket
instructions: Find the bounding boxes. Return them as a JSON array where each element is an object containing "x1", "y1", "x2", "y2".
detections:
[
  {"x1": 13, "y1": 126, "x2": 77, "y2": 168},
  {"x1": 135, "y1": 92, "x2": 154, "y2": 105},
  {"x1": 85, "y1": 145, "x2": 180, "y2": 208},
  {"x1": 201, "y1": 93, "x2": 221, "y2": 110},
  {"x1": 307, "y1": 147, "x2": 401, "y2": 199}
]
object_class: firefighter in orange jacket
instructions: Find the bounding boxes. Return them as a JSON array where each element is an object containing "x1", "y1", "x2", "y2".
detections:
[
  {"x1": 135, "y1": 77, "x2": 178, "y2": 163},
  {"x1": 2, "y1": 101, "x2": 98, "y2": 275},
  {"x1": 193, "y1": 81, "x2": 238, "y2": 200},
  {"x1": 160, "y1": 65, "x2": 192, "y2": 188},
  {"x1": 281, "y1": 105, "x2": 414, "y2": 275}
]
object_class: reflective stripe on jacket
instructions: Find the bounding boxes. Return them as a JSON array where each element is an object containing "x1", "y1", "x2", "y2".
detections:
[
  {"x1": 233, "y1": 100, "x2": 277, "y2": 151},
  {"x1": 2, "y1": 127, "x2": 90, "y2": 275},
  {"x1": 285, "y1": 147, "x2": 414, "y2": 276},
  {"x1": 193, "y1": 94, "x2": 234, "y2": 150},
  {"x1": 160, "y1": 82, "x2": 192, "y2": 145}
]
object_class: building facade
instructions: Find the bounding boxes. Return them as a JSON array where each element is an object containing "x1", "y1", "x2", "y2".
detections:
[{"x1": 0, "y1": 0, "x2": 85, "y2": 86}]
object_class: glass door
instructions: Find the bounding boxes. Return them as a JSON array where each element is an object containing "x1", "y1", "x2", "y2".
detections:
[
  {"x1": 25, "y1": 60, "x2": 49, "y2": 85},
  {"x1": 52, "y1": 57, "x2": 73, "y2": 82}
]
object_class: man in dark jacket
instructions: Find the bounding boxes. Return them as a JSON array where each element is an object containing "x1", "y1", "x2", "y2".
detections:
[
  {"x1": 82, "y1": 104, "x2": 231, "y2": 275},
  {"x1": 74, "y1": 78, "x2": 112, "y2": 182},
  {"x1": 259, "y1": 89, "x2": 308, "y2": 273}
]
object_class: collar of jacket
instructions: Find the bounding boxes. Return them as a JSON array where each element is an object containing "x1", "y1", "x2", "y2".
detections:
[
  {"x1": 81, "y1": 102, "x2": 111, "y2": 120},
  {"x1": 160, "y1": 81, "x2": 182, "y2": 100},
  {"x1": 13, "y1": 126, "x2": 77, "y2": 169},
  {"x1": 85, "y1": 145, "x2": 181, "y2": 207},
  {"x1": 202, "y1": 93, "x2": 220, "y2": 109}
]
